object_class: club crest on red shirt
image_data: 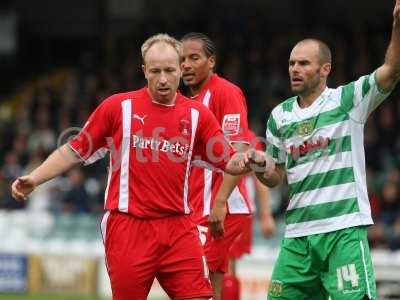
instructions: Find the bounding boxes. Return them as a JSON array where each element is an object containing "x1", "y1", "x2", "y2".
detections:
[
  {"x1": 179, "y1": 119, "x2": 191, "y2": 136},
  {"x1": 222, "y1": 114, "x2": 240, "y2": 136}
]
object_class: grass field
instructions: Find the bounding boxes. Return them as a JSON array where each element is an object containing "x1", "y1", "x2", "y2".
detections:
[{"x1": 0, "y1": 295, "x2": 110, "y2": 300}]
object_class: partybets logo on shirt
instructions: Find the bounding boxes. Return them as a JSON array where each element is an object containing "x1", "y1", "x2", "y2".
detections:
[{"x1": 132, "y1": 134, "x2": 190, "y2": 157}]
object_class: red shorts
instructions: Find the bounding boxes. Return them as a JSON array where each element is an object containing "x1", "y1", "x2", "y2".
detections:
[
  {"x1": 228, "y1": 215, "x2": 252, "y2": 259},
  {"x1": 101, "y1": 211, "x2": 213, "y2": 300},
  {"x1": 198, "y1": 214, "x2": 252, "y2": 273}
]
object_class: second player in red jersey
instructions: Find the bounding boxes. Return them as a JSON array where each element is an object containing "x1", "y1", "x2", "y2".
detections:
[{"x1": 181, "y1": 32, "x2": 252, "y2": 300}]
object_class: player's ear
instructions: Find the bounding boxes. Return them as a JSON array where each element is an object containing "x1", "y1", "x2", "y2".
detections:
[
  {"x1": 142, "y1": 64, "x2": 147, "y2": 79},
  {"x1": 321, "y1": 63, "x2": 331, "y2": 77},
  {"x1": 208, "y1": 55, "x2": 216, "y2": 70}
]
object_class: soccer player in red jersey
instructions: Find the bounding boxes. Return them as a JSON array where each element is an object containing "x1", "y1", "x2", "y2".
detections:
[
  {"x1": 181, "y1": 32, "x2": 254, "y2": 300},
  {"x1": 10, "y1": 34, "x2": 261, "y2": 300}
]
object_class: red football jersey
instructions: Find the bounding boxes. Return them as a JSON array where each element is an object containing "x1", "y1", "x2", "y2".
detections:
[
  {"x1": 69, "y1": 88, "x2": 234, "y2": 218},
  {"x1": 189, "y1": 74, "x2": 252, "y2": 223}
]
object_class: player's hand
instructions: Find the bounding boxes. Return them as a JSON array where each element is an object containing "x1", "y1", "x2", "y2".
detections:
[
  {"x1": 11, "y1": 175, "x2": 36, "y2": 201},
  {"x1": 260, "y1": 213, "x2": 276, "y2": 237},
  {"x1": 229, "y1": 152, "x2": 248, "y2": 171},
  {"x1": 262, "y1": 155, "x2": 276, "y2": 181},
  {"x1": 246, "y1": 149, "x2": 276, "y2": 179},
  {"x1": 245, "y1": 149, "x2": 266, "y2": 171},
  {"x1": 245, "y1": 149, "x2": 267, "y2": 173},
  {"x1": 208, "y1": 201, "x2": 227, "y2": 239}
]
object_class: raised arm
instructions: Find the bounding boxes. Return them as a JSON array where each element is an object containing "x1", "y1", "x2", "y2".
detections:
[{"x1": 376, "y1": 0, "x2": 400, "y2": 91}]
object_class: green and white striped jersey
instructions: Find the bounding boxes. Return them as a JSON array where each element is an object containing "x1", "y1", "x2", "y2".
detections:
[{"x1": 266, "y1": 71, "x2": 391, "y2": 238}]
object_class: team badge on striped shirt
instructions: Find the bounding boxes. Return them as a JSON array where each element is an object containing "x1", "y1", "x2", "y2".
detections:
[{"x1": 297, "y1": 120, "x2": 314, "y2": 136}]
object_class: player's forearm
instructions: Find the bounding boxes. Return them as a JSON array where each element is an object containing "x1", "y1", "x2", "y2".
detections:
[
  {"x1": 378, "y1": 9, "x2": 400, "y2": 91},
  {"x1": 30, "y1": 144, "x2": 81, "y2": 185},
  {"x1": 216, "y1": 143, "x2": 249, "y2": 203},
  {"x1": 214, "y1": 173, "x2": 242, "y2": 206},
  {"x1": 387, "y1": 11, "x2": 400, "y2": 72},
  {"x1": 224, "y1": 143, "x2": 250, "y2": 175},
  {"x1": 255, "y1": 170, "x2": 281, "y2": 188},
  {"x1": 254, "y1": 175, "x2": 272, "y2": 216}
]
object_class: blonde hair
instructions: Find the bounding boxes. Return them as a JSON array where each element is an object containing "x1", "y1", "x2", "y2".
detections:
[{"x1": 141, "y1": 33, "x2": 182, "y2": 62}]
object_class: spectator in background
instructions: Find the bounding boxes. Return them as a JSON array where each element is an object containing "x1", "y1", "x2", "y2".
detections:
[
  {"x1": 1, "y1": 152, "x2": 23, "y2": 181},
  {"x1": 28, "y1": 108, "x2": 56, "y2": 153},
  {"x1": 0, "y1": 152, "x2": 24, "y2": 209},
  {"x1": 61, "y1": 168, "x2": 90, "y2": 214},
  {"x1": 391, "y1": 218, "x2": 400, "y2": 249},
  {"x1": 380, "y1": 181, "x2": 400, "y2": 225}
]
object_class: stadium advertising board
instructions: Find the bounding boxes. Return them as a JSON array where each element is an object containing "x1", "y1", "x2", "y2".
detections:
[
  {"x1": 0, "y1": 254, "x2": 27, "y2": 293},
  {"x1": 28, "y1": 255, "x2": 97, "y2": 295}
]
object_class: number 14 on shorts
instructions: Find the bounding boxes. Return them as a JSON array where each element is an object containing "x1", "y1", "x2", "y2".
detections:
[{"x1": 336, "y1": 264, "x2": 360, "y2": 291}]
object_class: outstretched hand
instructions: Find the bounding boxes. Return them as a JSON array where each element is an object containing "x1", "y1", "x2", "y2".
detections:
[{"x1": 11, "y1": 176, "x2": 36, "y2": 201}]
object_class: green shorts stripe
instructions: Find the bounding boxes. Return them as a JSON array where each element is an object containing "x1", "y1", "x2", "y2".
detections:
[{"x1": 359, "y1": 240, "x2": 371, "y2": 299}]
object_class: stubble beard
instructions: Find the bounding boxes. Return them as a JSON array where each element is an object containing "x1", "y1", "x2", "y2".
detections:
[{"x1": 292, "y1": 72, "x2": 321, "y2": 98}]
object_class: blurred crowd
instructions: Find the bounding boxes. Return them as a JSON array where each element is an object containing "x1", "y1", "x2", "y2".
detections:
[{"x1": 0, "y1": 11, "x2": 400, "y2": 250}]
